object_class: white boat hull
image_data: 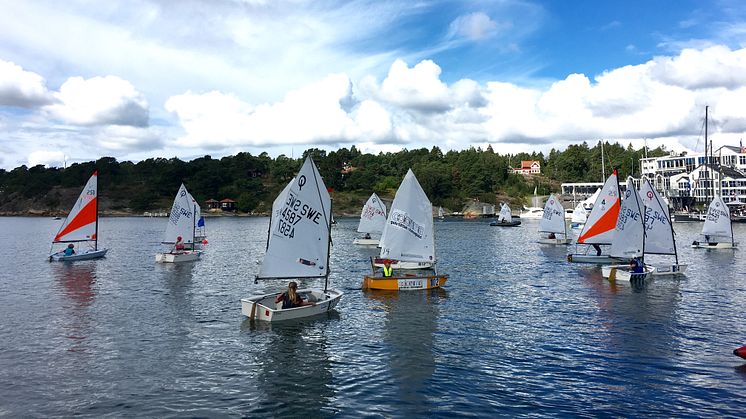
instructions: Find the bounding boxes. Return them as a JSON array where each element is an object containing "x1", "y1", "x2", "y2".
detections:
[
  {"x1": 538, "y1": 237, "x2": 571, "y2": 245},
  {"x1": 50, "y1": 248, "x2": 108, "y2": 262},
  {"x1": 353, "y1": 238, "x2": 380, "y2": 246},
  {"x1": 650, "y1": 264, "x2": 687, "y2": 276},
  {"x1": 602, "y1": 265, "x2": 656, "y2": 282},
  {"x1": 567, "y1": 254, "x2": 624, "y2": 264},
  {"x1": 155, "y1": 251, "x2": 202, "y2": 263},
  {"x1": 241, "y1": 288, "x2": 343, "y2": 322},
  {"x1": 691, "y1": 241, "x2": 738, "y2": 249}
]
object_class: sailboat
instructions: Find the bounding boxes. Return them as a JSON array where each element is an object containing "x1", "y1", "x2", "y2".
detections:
[
  {"x1": 155, "y1": 184, "x2": 203, "y2": 263},
  {"x1": 437, "y1": 206, "x2": 446, "y2": 221},
  {"x1": 602, "y1": 177, "x2": 656, "y2": 282},
  {"x1": 570, "y1": 202, "x2": 588, "y2": 230},
  {"x1": 639, "y1": 177, "x2": 687, "y2": 275},
  {"x1": 491, "y1": 203, "x2": 521, "y2": 226},
  {"x1": 568, "y1": 170, "x2": 623, "y2": 263},
  {"x1": 691, "y1": 195, "x2": 738, "y2": 249},
  {"x1": 520, "y1": 186, "x2": 543, "y2": 219},
  {"x1": 353, "y1": 193, "x2": 387, "y2": 246},
  {"x1": 363, "y1": 169, "x2": 448, "y2": 291},
  {"x1": 538, "y1": 194, "x2": 571, "y2": 244},
  {"x1": 241, "y1": 156, "x2": 342, "y2": 321},
  {"x1": 49, "y1": 171, "x2": 109, "y2": 261}
]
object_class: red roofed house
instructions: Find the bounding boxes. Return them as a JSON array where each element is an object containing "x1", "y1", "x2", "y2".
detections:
[
  {"x1": 511, "y1": 160, "x2": 541, "y2": 176},
  {"x1": 205, "y1": 199, "x2": 220, "y2": 210}
]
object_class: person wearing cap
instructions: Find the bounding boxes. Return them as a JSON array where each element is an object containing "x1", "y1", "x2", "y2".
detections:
[
  {"x1": 382, "y1": 260, "x2": 393, "y2": 277},
  {"x1": 174, "y1": 236, "x2": 185, "y2": 252}
]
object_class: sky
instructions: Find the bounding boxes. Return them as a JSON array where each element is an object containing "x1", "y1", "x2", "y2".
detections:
[{"x1": 1, "y1": 0, "x2": 746, "y2": 170}]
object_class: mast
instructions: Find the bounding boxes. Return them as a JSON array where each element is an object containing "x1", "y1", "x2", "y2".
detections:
[
  {"x1": 601, "y1": 140, "x2": 606, "y2": 180},
  {"x1": 324, "y1": 198, "x2": 333, "y2": 292},
  {"x1": 94, "y1": 170, "x2": 99, "y2": 251},
  {"x1": 192, "y1": 203, "x2": 197, "y2": 248}
]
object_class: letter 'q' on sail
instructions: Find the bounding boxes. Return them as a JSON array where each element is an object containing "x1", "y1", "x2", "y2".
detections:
[
  {"x1": 577, "y1": 170, "x2": 621, "y2": 245},
  {"x1": 379, "y1": 169, "x2": 435, "y2": 264},
  {"x1": 357, "y1": 193, "x2": 387, "y2": 234},
  {"x1": 163, "y1": 184, "x2": 197, "y2": 245},
  {"x1": 259, "y1": 156, "x2": 332, "y2": 279},
  {"x1": 54, "y1": 171, "x2": 99, "y2": 243}
]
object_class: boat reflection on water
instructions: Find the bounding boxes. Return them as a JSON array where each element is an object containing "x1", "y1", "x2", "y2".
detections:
[
  {"x1": 52, "y1": 261, "x2": 97, "y2": 352},
  {"x1": 365, "y1": 288, "x2": 445, "y2": 416},
  {"x1": 241, "y1": 313, "x2": 339, "y2": 417}
]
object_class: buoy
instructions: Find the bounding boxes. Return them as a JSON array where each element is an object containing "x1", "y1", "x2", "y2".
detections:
[
  {"x1": 202, "y1": 239, "x2": 208, "y2": 245},
  {"x1": 734, "y1": 345, "x2": 746, "y2": 360}
]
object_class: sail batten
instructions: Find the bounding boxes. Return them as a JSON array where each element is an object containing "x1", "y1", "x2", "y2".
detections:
[
  {"x1": 53, "y1": 172, "x2": 98, "y2": 243},
  {"x1": 379, "y1": 169, "x2": 435, "y2": 263},
  {"x1": 258, "y1": 157, "x2": 332, "y2": 279}
]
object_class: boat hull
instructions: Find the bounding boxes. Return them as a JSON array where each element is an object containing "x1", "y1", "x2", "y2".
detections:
[
  {"x1": 50, "y1": 248, "x2": 108, "y2": 262},
  {"x1": 691, "y1": 241, "x2": 738, "y2": 249},
  {"x1": 602, "y1": 265, "x2": 655, "y2": 282},
  {"x1": 155, "y1": 251, "x2": 202, "y2": 263},
  {"x1": 362, "y1": 274, "x2": 448, "y2": 291},
  {"x1": 353, "y1": 238, "x2": 380, "y2": 246},
  {"x1": 241, "y1": 288, "x2": 343, "y2": 322},
  {"x1": 490, "y1": 220, "x2": 521, "y2": 227},
  {"x1": 567, "y1": 254, "x2": 624, "y2": 264},
  {"x1": 538, "y1": 237, "x2": 571, "y2": 245},
  {"x1": 650, "y1": 264, "x2": 688, "y2": 276}
]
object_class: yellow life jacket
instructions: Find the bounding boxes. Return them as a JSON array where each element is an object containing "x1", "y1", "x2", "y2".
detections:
[{"x1": 383, "y1": 265, "x2": 393, "y2": 277}]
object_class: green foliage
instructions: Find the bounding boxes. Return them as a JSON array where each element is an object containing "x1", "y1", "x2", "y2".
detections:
[{"x1": 0, "y1": 143, "x2": 660, "y2": 213}]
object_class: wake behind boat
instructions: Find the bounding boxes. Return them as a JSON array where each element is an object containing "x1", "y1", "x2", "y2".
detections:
[
  {"x1": 363, "y1": 169, "x2": 448, "y2": 291},
  {"x1": 241, "y1": 156, "x2": 342, "y2": 322},
  {"x1": 49, "y1": 171, "x2": 108, "y2": 261}
]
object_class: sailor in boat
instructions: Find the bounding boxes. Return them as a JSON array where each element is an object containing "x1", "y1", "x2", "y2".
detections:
[
  {"x1": 174, "y1": 236, "x2": 185, "y2": 253},
  {"x1": 548, "y1": 232, "x2": 556, "y2": 239},
  {"x1": 592, "y1": 244, "x2": 602, "y2": 256},
  {"x1": 64, "y1": 244, "x2": 76, "y2": 256},
  {"x1": 382, "y1": 260, "x2": 393, "y2": 277},
  {"x1": 275, "y1": 281, "x2": 315, "y2": 309},
  {"x1": 630, "y1": 257, "x2": 644, "y2": 274},
  {"x1": 692, "y1": 235, "x2": 712, "y2": 246},
  {"x1": 364, "y1": 233, "x2": 371, "y2": 240}
]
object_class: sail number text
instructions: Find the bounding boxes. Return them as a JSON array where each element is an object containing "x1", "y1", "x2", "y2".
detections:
[{"x1": 275, "y1": 192, "x2": 324, "y2": 238}]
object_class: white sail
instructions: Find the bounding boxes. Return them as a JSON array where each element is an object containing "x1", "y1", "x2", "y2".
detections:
[
  {"x1": 639, "y1": 178, "x2": 676, "y2": 255},
  {"x1": 701, "y1": 196, "x2": 733, "y2": 242},
  {"x1": 577, "y1": 171, "x2": 620, "y2": 245},
  {"x1": 498, "y1": 203, "x2": 512, "y2": 223},
  {"x1": 357, "y1": 193, "x2": 387, "y2": 234},
  {"x1": 53, "y1": 171, "x2": 98, "y2": 243},
  {"x1": 539, "y1": 194, "x2": 566, "y2": 235},
  {"x1": 438, "y1": 207, "x2": 445, "y2": 218},
  {"x1": 163, "y1": 184, "x2": 197, "y2": 245},
  {"x1": 379, "y1": 169, "x2": 435, "y2": 263},
  {"x1": 571, "y1": 202, "x2": 587, "y2": 224},
  {"x1": 609, "y1": 177, "x2": 645, "y2": 258},
  {"x1": 187, "y1": 192, "x2": 206, "y2": 238},
  {"x1": 259, "y1": 157, "x2": 332, "y2": 278},
  {"x1": 582, "y1": 188, "x2": 601, "y2": 210}
]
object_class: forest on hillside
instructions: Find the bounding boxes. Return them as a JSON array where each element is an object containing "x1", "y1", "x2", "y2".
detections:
[{"x1": 0, "y1": 141, "x2": 667, "y2": 214}]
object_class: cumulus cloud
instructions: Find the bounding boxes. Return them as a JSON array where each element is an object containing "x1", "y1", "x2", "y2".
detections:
[
  {"x1": 0, "y1": 59, "x2": 53, "y2": 108},
  {"x1": 43, "y1": 76, "x2": 149, "y2": 127}
]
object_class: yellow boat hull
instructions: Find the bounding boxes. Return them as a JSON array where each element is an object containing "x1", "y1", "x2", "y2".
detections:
[{"x1": 362, "y1": 274, "x2": 448, "y2": 291}]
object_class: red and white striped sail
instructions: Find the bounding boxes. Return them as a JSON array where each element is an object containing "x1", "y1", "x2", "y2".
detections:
[
  {"x1": 577, "y1": 170, "x2": 620, "y2": 245},
  {"x1": 53, "y1": 171, "x2": 98, "y2": 243}
]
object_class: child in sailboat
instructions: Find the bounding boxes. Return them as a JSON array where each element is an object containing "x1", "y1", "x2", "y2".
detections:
[
  {"x1": 64, "y1": 244, "x2": 76, "y2": 256},
  {"x1": 174, "y1": 236, "x2": 185, "y2": 252},
  {"x1": 275, "y1": 282, "x2": 315, "y2": 309}
]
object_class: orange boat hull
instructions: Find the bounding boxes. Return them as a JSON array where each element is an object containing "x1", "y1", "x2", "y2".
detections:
[{"x1": 362, "y1": 274, "x2": 448, "y2": 291}]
